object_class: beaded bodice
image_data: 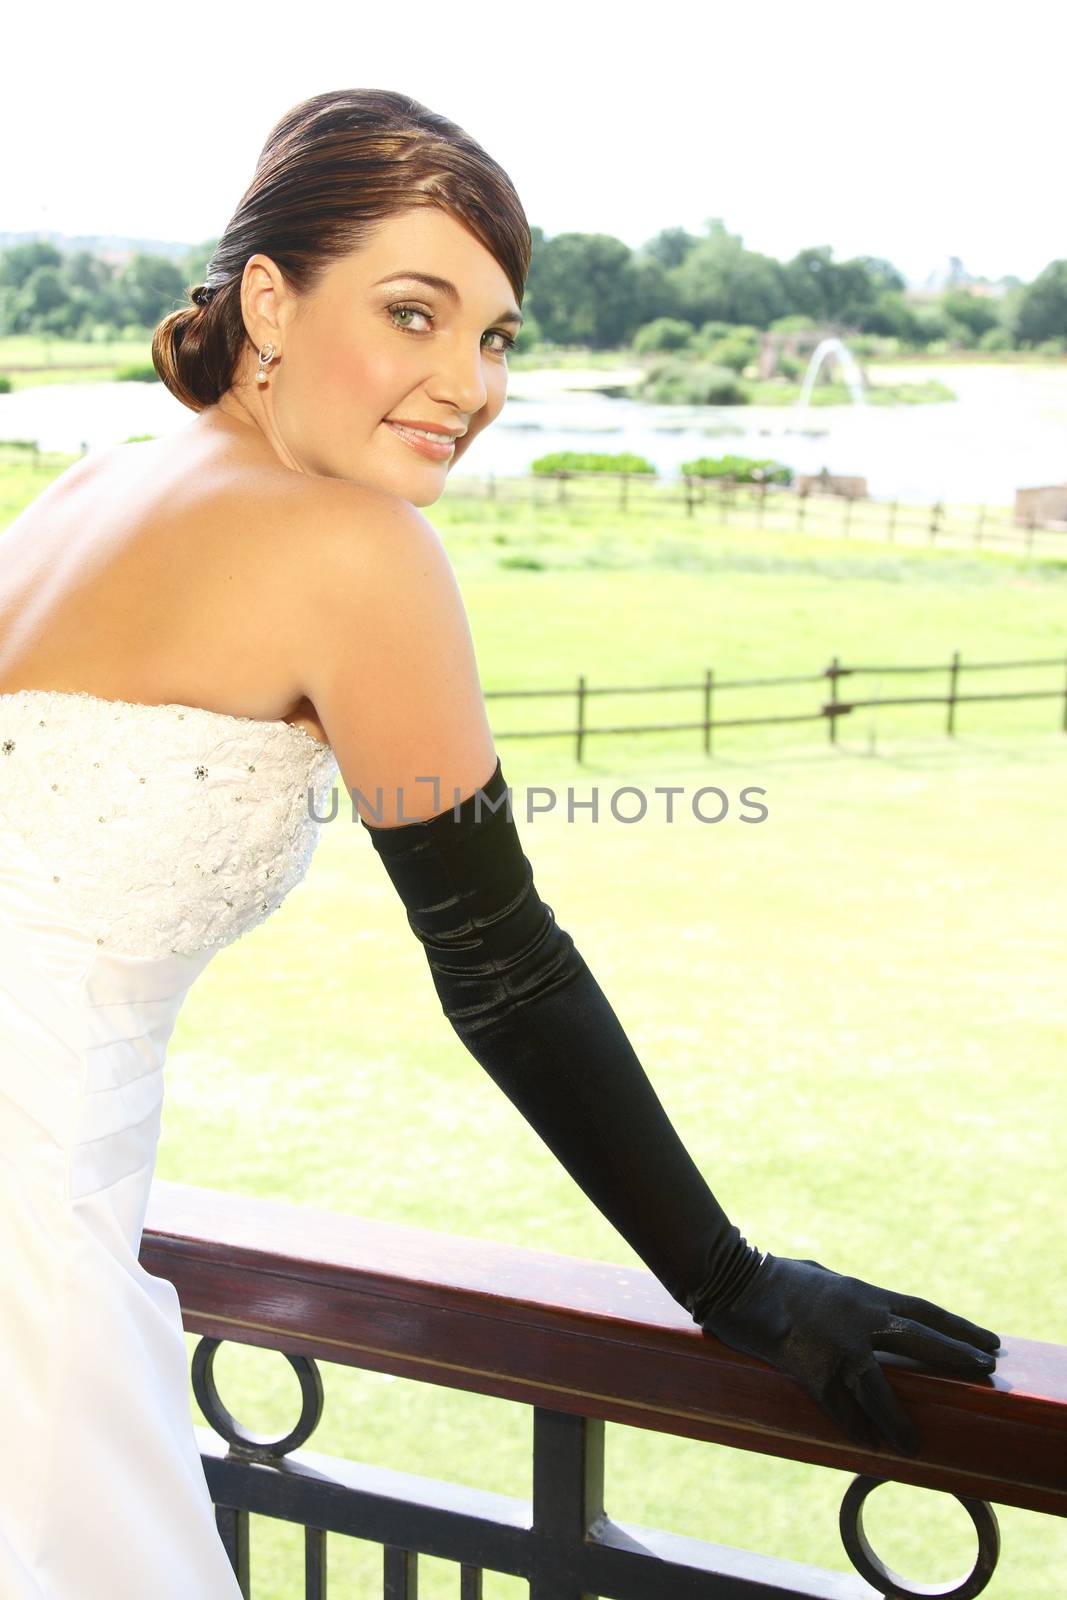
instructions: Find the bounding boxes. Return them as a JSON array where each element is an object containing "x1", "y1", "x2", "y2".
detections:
[{"x1": 0, "y1": 689, "x2": 339, "y2": 960}]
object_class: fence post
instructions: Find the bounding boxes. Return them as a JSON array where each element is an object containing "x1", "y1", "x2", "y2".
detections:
[
  {"x1": 618, "y1": 472, "x2": 629, "y2": 512},
  {"x1": 757, "y1": 481, "x2": 767, "y2": 530},
  {"x1": 576, "y1": 673, "x2": 586, "y2": 765},
  {"x1": 975, "y1": 505, "x2": 985, "y2": 548},
  {"x1": 684, "y1": 476, "x2": 694, "y2": 518},
  {"x1": 557, "y1": 471, "x2": 567, "y2": 505},
  {"x1": 827, "y1": 654, "x2": 841, "y2": 745},
  {"x1": 720, "y1": 477, "x2": 730, "y2": 525},
  {"x1": 703, "y1": 667, "x2": 713, "y2": 756},
  {"x1": 947, "y1": 648, "x2": 960, "y2": 736},
  {"x1": 929, "y1": 501, "x2": 942, "y2": 545}
]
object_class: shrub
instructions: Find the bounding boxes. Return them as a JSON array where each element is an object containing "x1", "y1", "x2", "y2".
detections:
[
  {"x1": 530, "y1": 451, "x2": 657, "y2": 476},
  {"x1": 702, "y1": 334, "x2": 759, "y2": 374},
  {"x1": 0, "y1": 374, "x2": 11, "y2": 394},
  {"x1": 1036, "y1": 337, "x2": 1067, "y2": 356},
  {"x1": 633, "y1": 317, "x2": 695, "y2": 353},
  {"x1": 639, "y1": 360, "x2": 750, "y2": 405},
  {"x1": 978, "y1": 327, "x2": 1014, "y2": 352},
  {"x1": 769, "y1": 314, "x2": 819, "y2": 333},
  {"x1": 680, "y1": 454, "x2": 792, "y2": 485}
]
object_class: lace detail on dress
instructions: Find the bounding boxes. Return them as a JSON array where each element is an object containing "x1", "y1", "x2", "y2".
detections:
[{"x1": 0, "y1": 690, "x2": 339, "y2": 959}]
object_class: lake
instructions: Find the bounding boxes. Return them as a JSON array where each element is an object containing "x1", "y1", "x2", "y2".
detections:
[{"x1": 1, "y1": 360, "x2": 1064, "y2": 507}]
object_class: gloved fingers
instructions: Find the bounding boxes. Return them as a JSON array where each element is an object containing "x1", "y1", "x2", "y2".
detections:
[
  {"x1": 874, "y1": 1315, "x2": 998, "y2": 1374},
  {"x1": 887, "y1": 1291, "x2": 1001, "y2": 1353},
  {"x1": 843, "y1": 1357, "x2": 920, "y2": 1456},
  {"x1": 816, "y1": 1368, "x2": 882, "y2": 1454}
]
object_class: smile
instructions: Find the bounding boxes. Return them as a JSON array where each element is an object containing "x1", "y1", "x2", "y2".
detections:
[{"x1": 384, "y1": 420, "x2": 457, "y2": 459}]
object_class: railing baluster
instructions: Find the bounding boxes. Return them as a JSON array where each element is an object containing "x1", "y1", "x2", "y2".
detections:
[
  {"x1": 531, "y1": 1407, "x2": 604, "y2": 1600},
  {"x1": 304, "y1": 1525, "x2": 327, "y2": 1598},
  {"x1": 383, "y1": 1544, "x2": 418, "y2": 1598},
  {"x1": 216, "y1": 1502, "x2": 250, "y2": 1597}
]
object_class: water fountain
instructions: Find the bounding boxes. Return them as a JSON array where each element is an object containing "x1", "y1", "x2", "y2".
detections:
[{"x1": 796, "y1": 336, "x2": 867, "y2": 411}]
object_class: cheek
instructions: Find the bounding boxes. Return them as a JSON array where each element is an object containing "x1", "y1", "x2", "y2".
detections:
[{"x1": 302, "y1": 323, "x2": 411, "y2": 416}]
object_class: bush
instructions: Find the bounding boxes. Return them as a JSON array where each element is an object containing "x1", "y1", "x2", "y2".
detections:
[
  {"x1": 530, "y1": 450, "x2": 657, "y2": 476},
  {"x1": 978, "y1": 327, "x2": 1014, "y2": 352},
  {"x1": 639, "y1": 359, "x2": 750, "y2": 405},
  {"x1": 0, "y1": 374, "x2": 11, "y2": 394},
  {"x1": 702, "y1": 334, "x2": 759, "y2": 374},
  {"x1": 845, "y1": 335, "x2": 880, "y2": 357},
  {"x1": 777, "y1": 353, "x2": 803, "y2": 380},
  {"x1": 633, "y1": 317, "x2": 695, "y2": 353},
  {"x1": 679, "y1": 453, "x2": 792, "y2": 485},
  {"x1": 769, "y1": 314, "x2": 818, "y2": 333},
  {"x1": 1036, "y1": 337, "x2": 1067, "y2": 356},
  {"x1": 114, "y1": 362, "x2": 159, "y2": 382}
]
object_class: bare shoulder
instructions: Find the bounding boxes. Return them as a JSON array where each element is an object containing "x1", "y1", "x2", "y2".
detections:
[
  {"x1": 287, "y1": 473, "x2": 451, "y2": 583},
  {"x1": 266, "y1": 473, "x2": 496, "y2": 823}
]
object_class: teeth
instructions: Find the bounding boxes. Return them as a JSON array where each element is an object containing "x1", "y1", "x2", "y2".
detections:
[{"x1": 391, "y1": 423, "x2": 454, "y2": 443}]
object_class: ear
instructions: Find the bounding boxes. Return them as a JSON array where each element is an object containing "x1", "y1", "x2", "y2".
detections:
[{"x1": 241, "y1": 253, "x2": 289, "y2": 350}]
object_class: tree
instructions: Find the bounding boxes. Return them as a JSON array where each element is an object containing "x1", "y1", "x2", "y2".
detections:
[
  {"x1": 523, "y1": 232, "x2": 643, "y2": 347},
  {"x1": 942, "y1": 289, "x2": 1000, "y2": 339},
  {"x1": 639, "y1": 226, "x2": 699, "y2": 271},
  {"x1": 0, "y1": 240, "x2": 63, "y2": 289},
  {"x1": 113, "y1": 252, "x2": 187, "y2": 330},
  {"x1": 782, "y1": 246, "x2": 906, "y2": 330},
  {"x1": 669, "y1": 220, "x2": 789, "y2": 329},
  {"x1": 1012, "y1": 260, "x2": 1067, "y2": 346}
]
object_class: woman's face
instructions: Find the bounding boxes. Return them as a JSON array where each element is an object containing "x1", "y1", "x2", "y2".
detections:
[{"x1": 224, "y1": 206, "x2": 522, "y2": 504}]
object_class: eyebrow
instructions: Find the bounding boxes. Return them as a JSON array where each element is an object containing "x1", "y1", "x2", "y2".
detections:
[{"x1": 371, "y1": 270, "x2": 524, "y2": 328}]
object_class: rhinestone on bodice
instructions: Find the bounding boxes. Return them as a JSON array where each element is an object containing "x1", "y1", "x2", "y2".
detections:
[{"x1": 0, "y1": 690, "x2": 339, "y2": 959}]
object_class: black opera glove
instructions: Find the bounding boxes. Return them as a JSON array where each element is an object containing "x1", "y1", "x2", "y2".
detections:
[
  {"x1": 360, "y1": 757, "x2": 1002, "y2": 1456},
  {"x1": 695, "y1": 1254, "x2": 1001, "y2": 1456}
]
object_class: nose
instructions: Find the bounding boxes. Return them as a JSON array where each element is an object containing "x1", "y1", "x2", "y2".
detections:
[{"x1": 426, "y1": 337, "x2": 489, "y2": 418}]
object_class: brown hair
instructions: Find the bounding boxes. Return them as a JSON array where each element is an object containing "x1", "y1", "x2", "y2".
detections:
[{"x1": 152, "y1": 89, "x2": 531, "y2": 412}]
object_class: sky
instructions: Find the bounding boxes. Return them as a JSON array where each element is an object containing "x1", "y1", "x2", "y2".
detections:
[{"x1": 1, "y1": 0, "x2": 1060, "y2": 287}]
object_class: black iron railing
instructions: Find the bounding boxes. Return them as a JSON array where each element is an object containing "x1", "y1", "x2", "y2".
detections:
[{"x1": 142, "y1": 1180, "x2": 1066, "y2": 1600}]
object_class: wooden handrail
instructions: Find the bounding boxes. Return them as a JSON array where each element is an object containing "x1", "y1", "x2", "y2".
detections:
[{"x1": 142, "y1": 1179, "x2": 1067, "y2": 1517}]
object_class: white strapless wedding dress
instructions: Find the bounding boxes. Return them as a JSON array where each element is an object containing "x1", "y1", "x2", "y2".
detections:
[{"x1": 0, "y1": 689, "x2": 339, "y2": 1599}]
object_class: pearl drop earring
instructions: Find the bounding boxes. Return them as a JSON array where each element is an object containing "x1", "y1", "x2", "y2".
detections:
[{"x1": 255, "y1": 342, "x2": 277, "y2": 385}]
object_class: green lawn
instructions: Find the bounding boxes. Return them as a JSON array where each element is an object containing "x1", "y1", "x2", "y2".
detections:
[
  {"x1": 166, "y1": 525, "x2": 1063, "y2": 1596},
  {"x1": 2, "y1": 457, "x2": 1064, "y2": 1595}
]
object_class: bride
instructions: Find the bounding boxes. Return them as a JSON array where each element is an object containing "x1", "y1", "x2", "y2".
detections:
[{"x1": 0, "y1": 88, "x2": 1000, "y2": 1598}]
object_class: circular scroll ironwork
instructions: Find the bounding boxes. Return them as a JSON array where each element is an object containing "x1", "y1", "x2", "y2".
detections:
[
  {"x1": 191, "y1": 1337, "x2": 324, "y2": 1461},
  {"x1": 839, "y1": 1474, "x2": 1000, "y2": 1599}
]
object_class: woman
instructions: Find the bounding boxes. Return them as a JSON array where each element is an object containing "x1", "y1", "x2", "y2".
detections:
[{"x1": 0, "y1": 88, "x2": 1000, "y2": 1599}]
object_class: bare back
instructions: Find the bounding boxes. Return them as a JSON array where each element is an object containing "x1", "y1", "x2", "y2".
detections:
[{"x1": 0, "y1": 425, "x2": 330, "y2": 745}]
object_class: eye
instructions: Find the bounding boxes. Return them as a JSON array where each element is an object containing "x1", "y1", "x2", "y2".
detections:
[
  {"x1": 388, "y1": 302, "x2": 516, "y2": 356},
  {"x1": 388, "y1": 303, "x2": 433, "y2": 333}
]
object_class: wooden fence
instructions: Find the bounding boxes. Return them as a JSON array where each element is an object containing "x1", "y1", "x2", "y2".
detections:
[
  {"x1": 446, "y1": 471, "x2": 1067, "y2": 558},
  {"x1": 484, "y1": 650, "x2": 1067, "y2": 763}
]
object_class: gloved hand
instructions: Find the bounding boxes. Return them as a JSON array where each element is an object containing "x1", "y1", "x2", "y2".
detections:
[
  {"x1": 361, "y1": 756, "x2": 1002, "y2": 1459},
  {"x1": 696, "y1": 1252, "x2": 1001, "y2": 1455}
]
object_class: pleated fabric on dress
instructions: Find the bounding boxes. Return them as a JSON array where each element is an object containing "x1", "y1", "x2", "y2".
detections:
[{"x1": 0, "y1": 690, "x2": 338, "y2": 1599}]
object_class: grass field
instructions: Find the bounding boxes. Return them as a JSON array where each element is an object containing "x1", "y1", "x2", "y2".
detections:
[{"x1": 2, "y1": 456, "x2": 1065, "y2": 1594}]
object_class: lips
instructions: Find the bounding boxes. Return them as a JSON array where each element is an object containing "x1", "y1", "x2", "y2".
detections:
[
  {"x1": 385, "y1": 419, "x2": 465, "y2": 439},
  {"x1": 384, "y1": 420, "x2": 458, "y2": 460}
]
